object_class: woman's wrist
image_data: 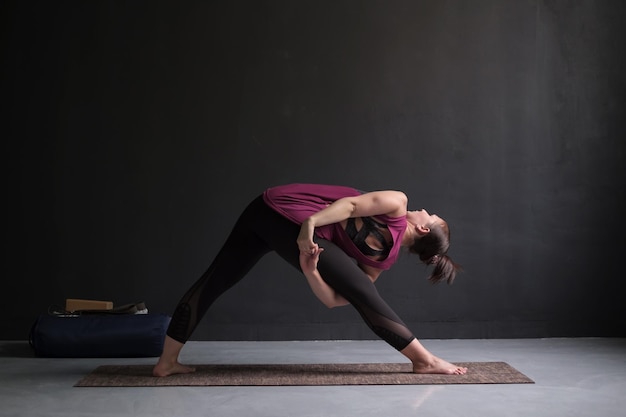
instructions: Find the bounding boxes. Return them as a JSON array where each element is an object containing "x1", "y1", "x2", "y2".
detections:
[{"x1": 303, "y1": 217, "x2": 316, "y2": 236}]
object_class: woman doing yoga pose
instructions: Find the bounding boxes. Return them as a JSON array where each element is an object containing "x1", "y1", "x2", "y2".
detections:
[{"x1": 153, "y1": 183, "x2": 466, "y2": 377}]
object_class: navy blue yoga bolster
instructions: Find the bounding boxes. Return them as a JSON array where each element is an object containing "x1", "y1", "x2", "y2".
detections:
[{"x1": 29, "y1": 313, "x2": 170, "y2": 358}]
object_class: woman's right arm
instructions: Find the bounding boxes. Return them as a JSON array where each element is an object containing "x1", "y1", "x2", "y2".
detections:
[{"x1": 299, "y1": 248, "x2": 350, "y2": 308}]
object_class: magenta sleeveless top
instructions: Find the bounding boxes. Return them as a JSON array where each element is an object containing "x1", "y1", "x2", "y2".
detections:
[{"x1": 263, "y1": 183, "x2": 406, "y2": 270}]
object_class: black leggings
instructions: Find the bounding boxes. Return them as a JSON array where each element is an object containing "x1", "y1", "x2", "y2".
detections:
[{"x1": 166, "y1": 195, "x2": 416, "y2": 351}]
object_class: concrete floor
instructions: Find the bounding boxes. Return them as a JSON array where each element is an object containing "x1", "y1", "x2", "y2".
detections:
[{"x1": 0, "y1": 338, "x2": 624, "y2": 417}]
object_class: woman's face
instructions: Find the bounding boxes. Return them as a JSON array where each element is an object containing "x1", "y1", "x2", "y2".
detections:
[{"x1": 408, "y1": 209, "x2": 443, "y2": 227}]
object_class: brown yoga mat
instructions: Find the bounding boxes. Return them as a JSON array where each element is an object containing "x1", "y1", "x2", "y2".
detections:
[{"x1": 75, "y1": 362, "x2": 534, "y2": 387}]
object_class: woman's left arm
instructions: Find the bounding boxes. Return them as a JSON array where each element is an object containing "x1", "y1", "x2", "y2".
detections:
[{"x1": 299, "y1": 248, "x2": 350, "y2": 308}]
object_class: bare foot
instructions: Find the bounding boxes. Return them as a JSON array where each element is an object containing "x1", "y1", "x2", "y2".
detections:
[
  {"x1": 152, "y1": 361, "x2": 196, "y2": 377},
  {"x1": 413, "y1": 356, "x2": 468, "y2": 375}
]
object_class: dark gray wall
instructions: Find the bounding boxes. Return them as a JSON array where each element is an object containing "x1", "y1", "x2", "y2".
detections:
[{"x1": 4, "y1": 0, "x2": 625, "y2": 341}]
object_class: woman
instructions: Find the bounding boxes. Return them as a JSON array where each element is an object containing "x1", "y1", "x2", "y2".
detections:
[{"x1": 153, "y1": 183, "x2": 466, "y2": 377}]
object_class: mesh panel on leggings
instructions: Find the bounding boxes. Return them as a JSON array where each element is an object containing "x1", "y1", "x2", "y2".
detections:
[{"x1": 352, "y1": 301, "x2": 415, "y2": 351}]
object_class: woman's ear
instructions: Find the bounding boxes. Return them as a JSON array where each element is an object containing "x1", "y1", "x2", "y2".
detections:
[{"x1": 416, "y1": 225, "x2": 431, "y2": 236}]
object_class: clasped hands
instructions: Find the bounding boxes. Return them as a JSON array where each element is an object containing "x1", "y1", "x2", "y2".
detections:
[{"x1": 297, "y1": 226, "x2": 324, "y2": 273}]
